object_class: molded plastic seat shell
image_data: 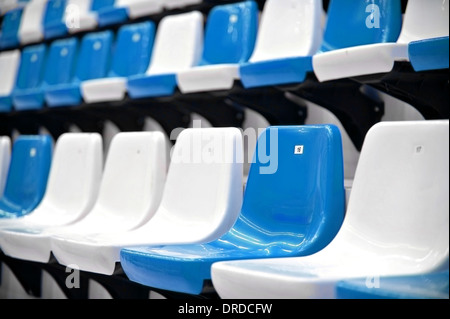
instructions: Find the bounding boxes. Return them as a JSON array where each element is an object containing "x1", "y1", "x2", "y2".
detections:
[
  {"x1": 50, "y1": 128, "x2": 243, "y2": 275},
  {"x1": 49, "y1": 131, "x2": 167, "y2": 274},
  {"x1": 18, "y1": 0, "x2": 47, "y2": 45},
  {"x1": 176, "y1": 1, "x2": 258, "y2": 93},
  {"x1": 0, "y1": 135, "x2": 53, "y2": 219},
  {"x1": 0, "y1": 133, "x2": 103, "y2": 263},
  {"x1": 0, "y1": 8, "x2": 23, "y2": 49},
  {"x1": 0, "y1": 137, "x2": 11, "y2": 197},
  {"x1": 97, "y1": 0, "x2": 164, "y2": 27},
  {"x1": 211, "y1": 120, "x2": 449, "y2": 299},
  {"x1": 313, "y1": 0, "x2": 448, "y2": 82},
  {"x1": 81, "y1": 21, "x2": 155, "y2": 103},
  {"x1": 126, "y1": 11, "x2": 203, "y2": 99},
  {"x1": 120, "y1": 124, "x2": 345, "y2": 295}
]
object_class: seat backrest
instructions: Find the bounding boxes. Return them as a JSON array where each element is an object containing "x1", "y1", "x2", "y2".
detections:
[
  {"x1": 0, "y1": 49, "x2": 21, "y2": 101},
  {"x1": 157, "y1": 127, "x2": 243, "y2": 231},
  {"x1": 146, "y1": 10, "x2": 203, "y2": 75},
  {"x1": 163, "y1": 0, "x2": 201, "y2": 10},
  {"x1": 43, "y1": 0, "x2": 68, "y2": 38},
  {"x1": 74, "y1": 30, "x2": 113, "y2": 81},
  {"x1": 0, "y1": 136, "x2": 11, "y2": 197},
  {"x1": 32, "y1": 132, "x2": 102, "y2": 219},
  {"x1": 0, "y1": 7, "x2": 23, "y2": 49},
  {"x1": 198, "y1": 1, "x2": 258, "y2": 66},
  {"x1": 0, "y1": 135, "x2": 53, "y2": 218},
  {"x1": 223, "y1": 125, "x2": 345, "y2": 255},
  {"x1": 397, "y1": 0, "x2": 449, "y2": 44},
  {"x1": 319, "y1": 0, "x2": 402, "y2": 52},
  {"x1": 107, "y1": 21, "x2": 155, "y2": 78},
  {"x1": 338, "y1": 120, "x2": 449, "y2": 270},
  {"x1": 42, "y1": 37, "x2": 78, "y2": 87},
  {"x1": 248, "y1": 0, "x2": 323, "y2": 63},
  {"x1": 13, "y1": 43, "x2": 47, "y2": 92},
  {"x1": 18, "y1": 0, "x2": 47, "y2": 45},
  {"x1": 88, "y1": 132, "x2": 166, "y2": 229}
]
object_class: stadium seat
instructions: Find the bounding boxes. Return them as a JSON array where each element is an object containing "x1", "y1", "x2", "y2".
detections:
[
  {"x1": 0, "y1": 7, "x2": 23, "y2": 49},
  {"x1": 97, "y1": 0, "x2": 164, "y2": 27},
  {"x1": 17, "y1": 0, "x2": 47, "y2": 45},
  {"x1": 313, "y1": 0, "x2": 448, "y2": 81},
  {"x1": 336, "y1": 270, "x2": 450, "y2": 299},
  {"x1": 0, "y1": 135, "x2": 53, "y2": 219},
  {"x1": 126, "y1": 10, "x2": 203, "y2": 99},
  {"x1": 43, "y1": 0, "x2": 69, "y2": 39},
  {"x1": 211, "y1": 120, "x2": 449, "y2": 299},
  {"x1": 0, "y1": 50, "x2": 21, "y2": 112},
  {"x1": 238, "y1": 0, "x2": 323, "y2": 88},
  {"x1": 49, "y1": 131, "x2": 167, "y2": 274},
  {"x1": 120, "y1": 124, "x2": 345, "y2": 295},
  {"x1": 409, "y1": 36, "x2": 449, "y2": 72},
  {"x1": 0, "y1": 133, "x2": 103, "y2": 264},
  {"x1": 80, "y1": 21, "x2": 155, "y2": 103},
  {"x1": 0, "y1": 136, "x2": 11, "y2": 197},
  {"x1": 176, "y1": 0, "x2": 258, "y2": 93},
  {"x1": 44, "y1": 30, "x2": 113, "y2": 107},
  {"x1": 12, "y1": 44, "x2": 48, "y2": 111},
  {"x1": 50, "y1": 127, "x2": 243, "y2": 276}
]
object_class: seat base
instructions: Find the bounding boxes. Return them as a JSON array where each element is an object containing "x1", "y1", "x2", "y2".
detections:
[{"x1": 127, "y1": 73, "x2": 177, "y2": 99}]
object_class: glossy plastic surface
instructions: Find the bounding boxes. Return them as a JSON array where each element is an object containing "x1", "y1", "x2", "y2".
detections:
[
  {"x1": 0, "y1": 133, "x2": 103, "y2": 263},
  {"x1": 177, "y1": 1, "x2": 258, "y2": 93},
  {"x1": 0, "y1": 50, "x2": 21, "y2": 112},
  {"x1": 126, "y1": 11, "x2": 203, "y2": 98},
  {"x1": 18, "y1": 0, "x2": 47, "y2": 45},
  {"x1": 0, "y1": 135, "x2": 53, "y2": 219},
  {"x1": 409, "y1": 36, "x2": 449, "y2": 71},
  {"x1": 43, "y1": 0, "x2": 69, "y2": 39},
  {"x1": 336, "y1": 271, "x2": 450, "y2": 299},
  {"x1": 211, "y1": 120, "x2": 449, "y2": 299},
  {"x1": 81, "y1": 21, "x2": 155, "y2": 103},
  {"x1": 0, "y1": 8, "x2": 23, "y2": 49},
  {"x1": 313, "y1": 0, "x2": 448, "y2": 81},
  {"x1": 49, "y1": 132, "x2": 167, "y2": 274},
  {"x1": 239, "y1": 0, "x2": 323, "y2": 88},
  {"x1": 121, "y1": 125, "x2": 345, "y2": 295},
  {"x1": 12, "y1": 44, "x2": 47, "y2": 110},
  {"x1": 45, "y1": 30, "x2": 113, "y2": 107},
  {"x1": 49, "y1": 128, "x2": 243, "y2": 275}
]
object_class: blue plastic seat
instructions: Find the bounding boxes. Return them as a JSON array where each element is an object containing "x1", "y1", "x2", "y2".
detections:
[
  {"x1": 240, "y1": 0, "x2": 402, "y2": 88},
  {"x1": 80, "y1": 21, "x2": 155, "y2": 103},
  {"x1": 176, "y1": 0, "x2": 258, "y2": 93},
  {"x1": 336, "y1": 271, "x2": 450, "y2": 299},
  {"x1": 409, "y1": 36, "x2": 449, "y2": 72},
  {"x1": 120, "y1": 124, "x2": 346, "y2": 295},
  {"x1": 43, "y1": 0, "x2": 69, "y2": 39},
  {"x1": 0, "y1": 7, "x2": 23, "y2": 49},
  {"x1": 0, "y1": 135, "x2": 52, "y2": 219},
  {"x1": 12, "y1": 44, "x2": 48, "y2": 111},
  {"x1": 44, "y1": 30, "x2": 113, "y2": 107}
]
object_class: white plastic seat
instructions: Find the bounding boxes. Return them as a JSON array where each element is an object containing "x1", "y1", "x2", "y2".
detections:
[
  {"x1": 211, "y1": 120, "x2": 449, "y2": 299},
  {"x1": 313, "y1": 0, "x2": 450, "y2": 82},
  {"x1": 126, "y1": 10, "x2": 204, "y2": 99},
  {"x1": 0, "y1": 136, "x2": 11, "y2": 197},
  {"x1": 176, "y1": 1, "x2": 258, "y2": 94},
  {"x1": 0, "y1": 49, "x2": 21, "y2": 112},
  {"x1": 48, "y1": 131, "x2": 167, "y2": 273},
  {"x1": 0, "y1": 133, "x2": 103, "y2": 263},
  {"x1": 17, "y1": 0, "x2": 47, "y2": 45},
  {"x1": 97, "y1": 0, "x2": 164, "y2": 27},
  {"x1": 51, "y1": 127, "x2": 243, "y2": 275}
]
